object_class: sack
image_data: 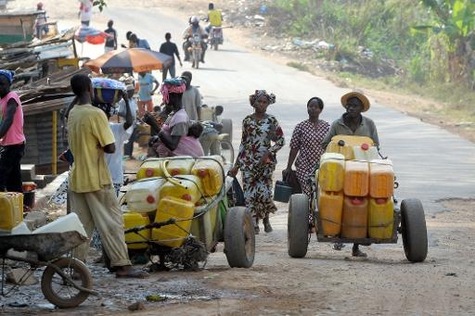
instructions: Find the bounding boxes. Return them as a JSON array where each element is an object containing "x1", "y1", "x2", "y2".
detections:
[
  {"x1": 283, "y1": 169, "x2": 302, "y2": 194},
  {"x1": 91, "y1": 78, "x2": 126, "y2": 105}
]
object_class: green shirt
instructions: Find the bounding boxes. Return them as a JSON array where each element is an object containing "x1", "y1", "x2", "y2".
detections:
[{"x1": 322, "y1": 114, "x2": 380, "y2": 149}]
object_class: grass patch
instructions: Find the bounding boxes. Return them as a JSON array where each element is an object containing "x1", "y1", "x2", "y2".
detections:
[{"x1": 287, "y1": 61, "x2": 311, "y2": 72}]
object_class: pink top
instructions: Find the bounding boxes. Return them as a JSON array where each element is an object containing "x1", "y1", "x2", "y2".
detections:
[{"x1": 0, "y1": 91, "x2": 25, "y2": 146}]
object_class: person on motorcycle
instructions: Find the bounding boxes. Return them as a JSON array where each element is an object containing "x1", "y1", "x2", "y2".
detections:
[
  {"x1": 205, "y1": 3, "x2": 223, "y2": 33},
  {"x1": 182, "y1": 16, "x2": 208, "y2": 63}
]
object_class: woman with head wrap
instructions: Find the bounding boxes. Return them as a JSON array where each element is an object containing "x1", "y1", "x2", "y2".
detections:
[
  {"x1": 228, "y1": 90, "x2": 285, "y2": 234},
  {"x1": 155, "y1": 77, "x2": 204, "y2": 158},
  {"x1": 0, "y1": 70, "x2": 26, "y2": 192}
]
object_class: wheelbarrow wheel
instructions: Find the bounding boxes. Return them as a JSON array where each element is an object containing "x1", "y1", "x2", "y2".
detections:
[{"x1": 41, "y1": 257, "x2": 93, "y2": 308}]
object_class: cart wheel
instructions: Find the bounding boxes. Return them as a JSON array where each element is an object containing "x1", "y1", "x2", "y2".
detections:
[
  {"x1": 41, "y1": 257, "x2": 92, "y2": 308},
  {"x1": 221, "y1": 119, "x2": 233, "y2": 142},
  {"x1": 288, "y1": 194, "x2": 310, "y2": 258},
  {"x1": 401, "y1": 198, "x2": 428, "y2": 263},
  {"x1": 224, "y1": 207, "x2": 255, "y2": 268}
]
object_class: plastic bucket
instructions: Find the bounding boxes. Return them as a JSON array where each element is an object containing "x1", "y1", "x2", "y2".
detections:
[
  {"x1": 22, "y1": 182, "x2": 37, "y2": 211},
  {"x1": 274, "y1": 181, "x2": 293, "y2": 203}
]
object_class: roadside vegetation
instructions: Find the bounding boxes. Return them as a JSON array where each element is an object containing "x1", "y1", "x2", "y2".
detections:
[{"x1": 265, "y1": 0, "x2": 475, "y2": 124}]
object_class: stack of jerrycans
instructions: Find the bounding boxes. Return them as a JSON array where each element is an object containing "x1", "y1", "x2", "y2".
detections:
[
  {"x1": 317, "y1": 153, "x2": 346, "y2": 236},
  {"x1": 368, "y1": 159, "x2": 395, "y2": 239},
  {"x1": 124, "y1": 156, "x2": 198, "y2": 249},
  {"x1": 153, "y1": 157, "x2": 200, "y2": 248},
  {"x1": 123, "y1": 177, "x2": 165, "y2": 250},
  {"x1": 341, "y1": 159, "x2": 370, "y2": 238},
  {"x1": 0, "y1": 192, "x2": 24, "y2": 234}
]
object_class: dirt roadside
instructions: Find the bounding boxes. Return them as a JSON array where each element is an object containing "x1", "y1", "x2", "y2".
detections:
[{"x1": 2, "y1": 1, "x2": 475, "y2": 315}]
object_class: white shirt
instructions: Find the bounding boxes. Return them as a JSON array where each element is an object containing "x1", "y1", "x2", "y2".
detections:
[{"x1": 79, "y1": 0, "x2": 93, "y2": 22}]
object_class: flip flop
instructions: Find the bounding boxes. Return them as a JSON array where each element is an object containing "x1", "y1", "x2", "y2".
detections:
[
  {"x1": 116, "y1": 269, "x2": 149, "y2": 279},
  {"x1": 352, "y1": 249, "x2": 367, "y2": 257}
]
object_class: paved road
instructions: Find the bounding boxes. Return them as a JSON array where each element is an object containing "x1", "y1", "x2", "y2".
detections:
[{"x1": 77, "y1": 5, "x2": 475, "y2": 214}]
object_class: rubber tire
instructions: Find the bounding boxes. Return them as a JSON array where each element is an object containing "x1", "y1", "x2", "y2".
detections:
[
  {"x1": 288, "y1": 194, "x2": 310, "y2": 258},
  {"x1": 221, "y1": 118, "x2": 233, "y2": 142},
  {"x1": 224, "y1": 207, "x2": 255, "y2": 268},
  {"x1": 41, "y1": 258, "x2": 92, "y2": 308},
  {"x1": 401, "y1": 198, "x2": 428, "y2": 263},
  {"x1": 193, "y1": 50, "x2": 200, "y2": 69},
  {"x1": 219, "y1": 139, "x2": 234, "y2": 165}
]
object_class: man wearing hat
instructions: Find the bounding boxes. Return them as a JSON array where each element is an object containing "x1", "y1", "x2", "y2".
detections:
[
  {"x1": 322, "y1": 91, "x2": 379, "y2": 149},
  {"x1": 322, "y1": 91, "x2": 380, "y2": 257}
]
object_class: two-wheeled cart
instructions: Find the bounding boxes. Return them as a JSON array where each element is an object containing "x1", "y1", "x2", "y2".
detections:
[{"x1": 287, "y1": 135, "x2": 428, "y2": 262}]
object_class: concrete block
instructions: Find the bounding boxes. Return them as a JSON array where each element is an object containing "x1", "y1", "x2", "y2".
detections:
[
  {"x1": 6, "y1": 268, "x2": 38, "y2": 285},
  {"x1": 21, "y1": 164, "x2": 36, "y2": 181}
]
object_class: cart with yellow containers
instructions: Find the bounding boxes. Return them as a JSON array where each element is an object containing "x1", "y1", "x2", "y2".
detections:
[
  {"x1": 110, "y1": 156, "x2": 255, "y2": 271},
  {"x1": 287, "y1": 135, "x2": 428, "y2": 263}
]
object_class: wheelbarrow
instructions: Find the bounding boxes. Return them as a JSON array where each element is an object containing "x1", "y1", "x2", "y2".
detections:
[{"x1": 0, "y1": 231, "x2": 97, "y2": 308}]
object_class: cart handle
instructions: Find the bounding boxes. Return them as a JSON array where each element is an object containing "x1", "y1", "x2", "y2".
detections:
[
  {"x1": 124, "y1": 218, "x2": 176, "y2": 234},
  {"x1": 161, "y1": 160, "x2": 187, "y2": 188}
]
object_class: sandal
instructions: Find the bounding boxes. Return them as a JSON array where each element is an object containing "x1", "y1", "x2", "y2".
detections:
[
  {"x1": 116, "y1": 267, "x2": 149, "y2": 279},
  {"x1": 263, "y1": 217, "x2": 273, "y2": 233},
  {"x1": 254, "y1": 225, "x2": 260, "y2": 235},
  {"x1": 333, "y1": 242, "x2": 345, "y2": 251},
  {"x1": 352, "y1": 249, "x2": 367, "y2": 258},
  {"x1": 264, "y1": 221, "x2": 273, "y2": 233}
]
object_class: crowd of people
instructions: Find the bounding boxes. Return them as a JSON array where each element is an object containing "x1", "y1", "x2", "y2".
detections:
[
  {"x1": 1, "y1": 64, "x2": 377, "y2": 285},
  {"x1": 0, "y1": 3, "x2": 385, "y2": 285}
]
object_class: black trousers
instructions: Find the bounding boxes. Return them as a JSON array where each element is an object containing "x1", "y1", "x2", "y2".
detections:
[{"x1": 0, "y1": 142, "x2": 25, "y2": 192}]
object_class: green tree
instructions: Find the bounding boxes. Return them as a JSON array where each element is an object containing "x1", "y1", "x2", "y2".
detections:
[
  {"x1": 93, "y1": 0, "x2": 107, "y2": 12},
  {"x1": 416, "y1": 0, "x2": 475, "y2": 87}
]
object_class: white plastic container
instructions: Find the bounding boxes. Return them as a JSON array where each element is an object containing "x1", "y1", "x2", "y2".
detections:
[
  {"x1": 32, "y1": 213, "x2": 87, "y2": 237},
  {"x1": 125, "y1": 177, "x2": 166, "y2": 213},
  {"x1": 353, "y1": 143, "x2": 379, "y2": 161}
]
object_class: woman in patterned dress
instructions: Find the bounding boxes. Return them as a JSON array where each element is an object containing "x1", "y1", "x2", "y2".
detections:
[
  {"x1": 228, "y1": 90, "x2": 285, "y2": 234},
  {"x1": 285, "y1": 97, "x2": 330, "y2": 196}
]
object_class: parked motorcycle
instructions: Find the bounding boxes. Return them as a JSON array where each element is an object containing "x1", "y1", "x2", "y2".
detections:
[{"x1": 208, "y1": 26, "x2": 223, "y2": 50}]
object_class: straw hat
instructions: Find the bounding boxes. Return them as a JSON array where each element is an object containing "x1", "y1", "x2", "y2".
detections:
[{"x1": 341, "y1": 91, "x2": 370, "y2": 112}]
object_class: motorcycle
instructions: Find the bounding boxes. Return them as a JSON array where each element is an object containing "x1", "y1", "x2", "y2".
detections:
[
  {"x1": 187, "y1": 33, "x2": 205, "y2": 69},
  {"x1": 208, "y1": 26, "x2": 223, "y2": 50}
]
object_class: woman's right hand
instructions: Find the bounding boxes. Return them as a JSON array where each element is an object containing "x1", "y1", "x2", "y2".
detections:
[
  {"x1": 227, "y1": 166, "x2": 238, "y2": 177},
  {"x1": 282, "y1": 167, "x2": 292, "y2": 181}
]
